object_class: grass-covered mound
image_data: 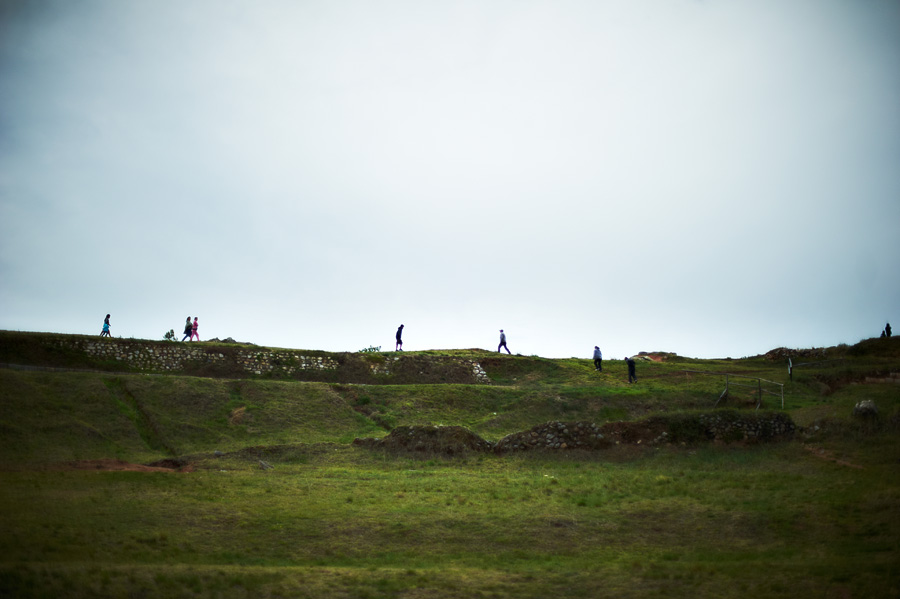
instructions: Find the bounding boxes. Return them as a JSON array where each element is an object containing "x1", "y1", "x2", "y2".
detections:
[{"x1": 0, "y1": 332, "x2": 898, "y2": 598}]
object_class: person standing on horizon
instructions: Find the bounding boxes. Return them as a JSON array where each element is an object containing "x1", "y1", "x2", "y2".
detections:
[
  {"x1": 593, "y1": 346, "x2": 602, "y2": 371},
  {"x1": 886, "y1": 322, "x2": 892, "y2": 338},
  {"x1": 100, "y1": 314, "x2": 111, "y2": 337},
  {"x1": 190, "y1": 317, "x2": 200, "y2": 342},
  {"x1": 498, "y1": 329, "x2": 511, "y2": 354},
  {"x1": 181, "y1": 316, "x2": 192, "y2": 341},
  {"x1": 625, "y1": 355, "x2": 637, "y2": 383},
  {"x1": 395, "y1": 324, "x2": 404, "y2": 351}
]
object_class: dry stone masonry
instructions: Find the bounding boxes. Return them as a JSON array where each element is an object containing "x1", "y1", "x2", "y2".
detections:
[
  {"x1": 363, "y1": 355, "x2": 490, "y2": 383},
  {"x1": 15, "y1": 334, "x2": 491, "y2": 385},
  {"x1": 469, "y1": 361, "x2": 490, "y2": 383},
  {"x1": 495, "y1": 421, "x2": 609, "y2": 452},
  {"x1": 696, "y1": 412, "x2": 795, "y2": 441},
  {"x1": 367, "y1": 356, "x2": 398, "y2": 376},
  {"x1": 69, "y1": 338, "x2": 339, "y2": 376},
  {"x1": 355, "y1": 412, "x2": 797, "y2": 456}
]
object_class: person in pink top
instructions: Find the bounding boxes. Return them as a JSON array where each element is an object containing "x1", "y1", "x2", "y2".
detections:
[{"x1": 190, "y1": 317, "x2": 200, "y2": 341}]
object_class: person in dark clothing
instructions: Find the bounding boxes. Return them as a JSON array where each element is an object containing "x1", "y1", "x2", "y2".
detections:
[
  {"x1": 886, "y1": 323, "x2": 892, "y2": 338},
  {"x1": 181, "y1": 316, "x2": 192, "y2": 341},
  {"x1": 395, "y1": 324, "x2": 404, "y2": 351},
  {"x1": 498, "y1": 329, "x2": 511, "y2": 354},
  {"x1": 625, "y1": 356, "x2": 637, "y2": 383},
  {"x1": 593, "y1": 346, "x2": 602, "y2": 371}
]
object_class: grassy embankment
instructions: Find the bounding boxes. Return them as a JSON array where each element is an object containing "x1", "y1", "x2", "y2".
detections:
[{"x1": 1, "y1": 333, "x2": 898, "y2": 598}]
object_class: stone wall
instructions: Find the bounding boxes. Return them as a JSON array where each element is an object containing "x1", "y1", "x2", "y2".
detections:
[
  {"x1": 697, "y1": 411, "x2": 795, "y2": 441},
  {"x1": 2, "y1": 333, "x2": 490, "y2": 384},
  {"x1": 368, "y1": 354, "x2": 490, "y2": 383},
  {"x1": 356, "y1": 413, "x2": 798, "y2": 455},
  {"x1": 48, "y1": 337, "x2": 341, "y2": 377},
  {"x1": 495, "y1": 412, "x2": 795, "y2": 452}
]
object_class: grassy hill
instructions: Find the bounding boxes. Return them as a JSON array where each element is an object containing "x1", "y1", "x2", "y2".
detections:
[{"x1": 1, "y1": 332, "x2": 899, "y2": 597}]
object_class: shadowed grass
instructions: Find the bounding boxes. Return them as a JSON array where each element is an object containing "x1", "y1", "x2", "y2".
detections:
[{"x1": 1, "y1": 439, "x2": 898, "y2": 598}]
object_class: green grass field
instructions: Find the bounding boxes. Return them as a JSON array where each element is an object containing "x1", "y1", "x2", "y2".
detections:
[{"x1": 1, "y1": 334, "x2": 899, "y2": 598}]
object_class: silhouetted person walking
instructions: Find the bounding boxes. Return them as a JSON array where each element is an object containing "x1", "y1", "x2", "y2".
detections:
[
  {"x1": 625, "y1": 356, "x2": 637, "y2": 383},
  {"x1": 886, "y1": 322, "x2": 892, "y2": 338},
  {"x1": 395, "y1": 324, "x2": 404, "y2": 351},
  {"x1": 181, "y1": 316, "x2": 192, "y2": 341},
  {"x1": 593, "y1": 346, "x2": 603, "y2": 371},
  {"x1": 498, "y1": 329, "x2": 511, "y2": 354},
  {"x1": 100, "y1": 314, "x2": 111, "y2": 337}
]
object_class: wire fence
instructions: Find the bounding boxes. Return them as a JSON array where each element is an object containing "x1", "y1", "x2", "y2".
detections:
[{"x1": 681, "y1": 370, "x2": 784, "y2": 410}]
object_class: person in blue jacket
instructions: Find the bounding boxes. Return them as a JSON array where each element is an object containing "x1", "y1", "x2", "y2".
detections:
[{"x1": 100, "y1": 314, "x2": 111, "y2": 337}]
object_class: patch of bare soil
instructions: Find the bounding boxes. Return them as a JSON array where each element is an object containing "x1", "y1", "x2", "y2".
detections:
[
  {"x1": 228, "y1": 406, "x2": 252, "y2": 425},
  {"x1": 62, "y1": 458, "x2": 193, "y2": 472},
  {"x1": 803, "y1": 444, "x2": 863, "y2": 469}
]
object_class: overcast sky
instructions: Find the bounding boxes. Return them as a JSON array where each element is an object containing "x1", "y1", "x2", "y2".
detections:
[{"x1": 1, "y1": 0, "x2": 898, "y2": 359}]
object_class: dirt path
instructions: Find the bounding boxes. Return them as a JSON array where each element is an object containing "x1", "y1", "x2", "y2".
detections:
[{"x1": 61, "y1": 459, "x2": 192, "y2": 472}]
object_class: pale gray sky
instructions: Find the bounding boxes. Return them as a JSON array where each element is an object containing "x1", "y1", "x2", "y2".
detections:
[{"x1": 1, "y1": 0, "x2": 898, "y2": 358}]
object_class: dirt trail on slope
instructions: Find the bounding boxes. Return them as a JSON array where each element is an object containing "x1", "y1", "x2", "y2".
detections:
[{"x1": 61, "y1": 458, "x2": 192, "y2": 472}]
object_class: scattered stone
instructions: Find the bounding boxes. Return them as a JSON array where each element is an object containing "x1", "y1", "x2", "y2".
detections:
[{"x1": 853, "y1": 400, "x2": 878, "y2": 418}]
